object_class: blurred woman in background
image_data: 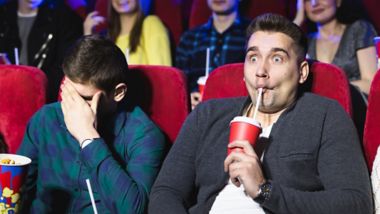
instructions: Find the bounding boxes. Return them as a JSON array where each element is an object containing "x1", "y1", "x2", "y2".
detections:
[
  {"x1": 294, "y1": 0, "x2": 377, "y2": 94},
  {"x1": 294, "y1": 0, "x2": 378, "y2": 142},
  {"x1": 84, "y1": 0, "x2": 172, "y2": 66}
]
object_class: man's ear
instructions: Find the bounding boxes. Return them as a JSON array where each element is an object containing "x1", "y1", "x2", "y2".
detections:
[
  {"x1": 298, "y1": 60, "x2": 309, "y2": 84},
  {"x1": 113, "y1": 83, "x2": 127, "y2": 102}
]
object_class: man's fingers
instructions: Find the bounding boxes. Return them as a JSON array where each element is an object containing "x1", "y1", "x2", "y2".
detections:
[
  {"x1": 228, "y1": 140, "x2": 256, "y2": 156},
  {"x1": 90, "y1": 91, "x2": 102, "y2": 114}
]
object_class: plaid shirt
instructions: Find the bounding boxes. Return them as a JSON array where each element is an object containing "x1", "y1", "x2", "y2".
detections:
[
  {"x1": 176, "y1": 16, "x2": 250, "y2": 92},
  {"x1": 17, "y1": 103, "x2": 165, "y2": 213}
]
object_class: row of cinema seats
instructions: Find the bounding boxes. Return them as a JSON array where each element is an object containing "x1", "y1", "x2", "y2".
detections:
[{"x1": 0, "y1": 63, "x2": 379, "y2": 173}]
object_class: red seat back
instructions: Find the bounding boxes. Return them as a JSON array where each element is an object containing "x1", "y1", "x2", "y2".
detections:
[
  {"x1": 58, "y1": 65, "x2": 189, "y2": 144},
  {"x1": 153, "y1": 0, "x2": 184, "y2": 45},
  {"x1": 363, "y1": 70, "x2": 380, "y2": 171},
  {"x1": 94, "y1": 0, "x2": 109, "y2": 32},
  {"x1": 0, "y1": 65, "x2": 47, "y2": 153},
  {"x1": 202, "y1": 62, "x2": 352, "y2": 116},
  {"x1": 127, "y1": 65, "x2": 189, "y2": 143}
]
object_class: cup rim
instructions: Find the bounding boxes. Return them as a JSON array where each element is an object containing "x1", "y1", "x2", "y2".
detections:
[
  {"x1": 0, "y1": 153, "x2": 32, "y2": 166},
  {"x1": 197, "y1": 76, "x2": 207, "y2": 85},
  {"x1": 230, "y1": 116, "x2": 261, "y2": 127}
]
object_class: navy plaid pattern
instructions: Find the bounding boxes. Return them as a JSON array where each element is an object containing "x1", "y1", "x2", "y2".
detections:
[
  {"x1": 176, "y1": 16, "x2": 251, "y2": 91},
  {"x1": 17, "y1": 103, "x2": 166, "y2": 213}
]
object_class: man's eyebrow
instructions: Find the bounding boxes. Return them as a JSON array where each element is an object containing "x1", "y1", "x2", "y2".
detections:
[
  {"x1": 245, "y1": 46, "x2": 258, "y2": 54},
  {"x1": 80, "y1": 95, "x2": 93, "y2": 101},
  {"x1": 271, "y1": 47, "x2": 290, "y2": 57},
  {"x1": 245, "y1": 46, "x2": 290, "y2": 57}
]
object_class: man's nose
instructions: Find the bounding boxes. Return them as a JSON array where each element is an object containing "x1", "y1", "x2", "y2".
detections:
[{"x1": 256, "y1": 61, "x2": 269, "y2": 78}]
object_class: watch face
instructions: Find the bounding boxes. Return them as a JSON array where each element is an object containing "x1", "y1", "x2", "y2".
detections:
[
  {"x1": 254, "y1": 181, "x2": 272, "y2": 204},
  {"x1": 261, "y1": 181, "x2": 272, "y2": 200}
]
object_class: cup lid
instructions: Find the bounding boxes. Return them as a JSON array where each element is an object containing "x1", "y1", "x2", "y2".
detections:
[
  {"x1": 230, "y1": 116, "x2": 261, "y2": 127},
  {"x1": 197, "y1": 76, "x2": 207, "y2": 85}
]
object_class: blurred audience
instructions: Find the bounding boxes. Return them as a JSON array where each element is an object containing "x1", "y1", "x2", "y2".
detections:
[
  {"x1": 294, "y1": 0, "x2": 378, "y2": 95},
  {"x1": 0, "y1": 0, "x2": 83, "y2": 103},
  {"x1": 294, "y1": 0, "x2": 378, "y2": 141},
  {"x1": 176, "y1": 0, "x2": 250, "y2": 109},
  {"x1": 84, "y1": 0, "x2": 171, "y2": 66}
]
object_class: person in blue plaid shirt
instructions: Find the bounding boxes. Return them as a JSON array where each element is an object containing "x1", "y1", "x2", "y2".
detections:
[
  {"x1": 17, "y1": 35, "x2": 166, "y2": 213},
  {"x1": 176, "y1": 0, "x2": 250, "y2": 109}
]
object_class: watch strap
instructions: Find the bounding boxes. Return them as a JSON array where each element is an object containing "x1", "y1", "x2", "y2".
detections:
[{"x1": 254, "y1": 180, "x2": 272, "y2": 204}]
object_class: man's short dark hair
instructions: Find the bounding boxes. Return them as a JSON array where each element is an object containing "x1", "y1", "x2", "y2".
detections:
[
  {"x1": 62, "y1": 35, "x2": 129, "y2": 94},
  {"x1": 246, "y1": 13, "x2": 308, "y2": 62}
]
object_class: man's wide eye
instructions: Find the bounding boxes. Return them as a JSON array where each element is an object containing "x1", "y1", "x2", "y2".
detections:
[
  {"x1": 250, "y1": 55, "x2": 258, "y2": 62},
  {"x1": 273, "y1": 56, "x2": 283, "y2": 63}
]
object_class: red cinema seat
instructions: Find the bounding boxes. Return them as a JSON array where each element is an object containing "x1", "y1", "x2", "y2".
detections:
[
  {"x1": 127, "y1": 65, "x2": 189, "y2": 143},
  {"x1": 363, "y1": 70, "x2": 380, "y2": 171},
  {"x1": 153, "y1": 0, "x2": 184, "y2": 45},
  {"x1": 202, "y1": 62, "x2": 352, "y2": 116},
  {"x1": 58, "y1": 65, "x2": 189, "y2": 144},
  {"x1": 0, "y1": 65, "x2": 47, "y2": 153}
]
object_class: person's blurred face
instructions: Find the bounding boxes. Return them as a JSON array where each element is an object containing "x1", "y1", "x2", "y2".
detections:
[
  {"x1": 111, "y1": 0, "x2": 138, "y2": 14},
  {"x1": 207, "y1": 0, "x2": 239, "y2": 15},
  {"x1": 20, "y1": 0, "x2": 44, "y2": 10},
  {"x1": 305, "y1": 0, "x2": 341, "y2": 24},
  {"x1": 244, "y1": 31, "x2": 308, "y2": 114}
]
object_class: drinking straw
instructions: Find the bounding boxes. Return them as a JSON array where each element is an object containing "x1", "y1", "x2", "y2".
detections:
[
  {"x1": 14, "y1": 48, "x2": 19, "y2": 65},
  {"x1": 205, "y1": 48, "x2": 210, "y2": 77},
  {"x1": 86, "y1": 178, "x2": 98, "y2": 214},
  {"x1": 125, "y1": 48, "x2": 129, "y2": 62},
  {"x1": 253, "y1": 88, "x2": 263, "y2": 121}
]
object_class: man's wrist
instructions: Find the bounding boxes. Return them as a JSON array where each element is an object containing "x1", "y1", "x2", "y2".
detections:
[
  {"x1": 80, "y1": 137, "x2": 101, "y2": 149},
  {"x1": 254, "y1": 180, "x2": 272, "y2": 204},
  {"x1": 77, "y1": 129, "x2": 100, "y2": 145}
]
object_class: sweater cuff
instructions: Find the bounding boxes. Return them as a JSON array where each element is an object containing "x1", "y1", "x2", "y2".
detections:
[{"x1": 79, "y1": 138, "x2": 111, "y2": 170}]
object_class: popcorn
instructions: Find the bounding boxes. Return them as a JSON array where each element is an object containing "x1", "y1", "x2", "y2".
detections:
[{"x1": 0, "y1": 159, "x2": 15, "y2": 165}]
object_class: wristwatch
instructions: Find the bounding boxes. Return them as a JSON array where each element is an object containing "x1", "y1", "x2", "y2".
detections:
[
  {"x1": 80, "y1": 138, "x2": 96, "y2": 149},
  {"x1": 254, "y1": 180, "x2": 272, "y2": 204}
]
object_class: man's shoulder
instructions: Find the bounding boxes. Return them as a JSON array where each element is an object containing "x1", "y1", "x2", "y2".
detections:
[
  {"x1": 32, "y1": 102, "x2": 61, "y2": 118},
  {"x1": 195, "y1": 97, "x2": 247, "y2": 116},
  {"x1": 181, "y1": 23, "x2": 210, "y2": 38},
  {"x1": 124, "y1": 106, "x2": 162, "y2": 133},
  {"x1": 236, "y1": 16, "x2": 251, "y2": 28},
  {"x1": 297, "y1": 92, "x2": 346, "y2": 114},
  {"x1": 27, "y1": 102, "x2": 63, "y2": 129}
]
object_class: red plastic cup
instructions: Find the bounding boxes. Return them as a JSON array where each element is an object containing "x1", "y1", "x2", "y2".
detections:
[
  {"x1": 228, "y1": 116, "x2": 262, "y2": 155},
  {"x1": 197, "y1": 76, "x2": 207, "y2": 97},
  {"x1": 0, "y1": 154, "x2": 31, "y2": 212}
]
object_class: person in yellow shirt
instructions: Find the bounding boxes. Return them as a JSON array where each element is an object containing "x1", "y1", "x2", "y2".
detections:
[{"x1": 84, "y1": 0, "x2": 172, "y2": 66}]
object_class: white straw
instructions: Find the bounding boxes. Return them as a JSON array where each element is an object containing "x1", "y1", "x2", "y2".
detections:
[
  {"x1": 14, "y1": 48, "x2": 19, "y2": 65},
  {"x1": 205, "y1": 48, "x2": 210, "y2": 77},
  {"x1": 125, "y1": 48, "x2": 129, "y2": 63},
  {"x1": 86, "y1": 179, "x2": 98, "y2": 214},
  {"x1": 253, "y1": 88, "x2": 263, "y2": 121}
]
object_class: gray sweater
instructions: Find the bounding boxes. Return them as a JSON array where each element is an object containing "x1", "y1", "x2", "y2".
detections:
[{"x1": 149, "y1": 93, "x2": 373, "y2": 214}]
